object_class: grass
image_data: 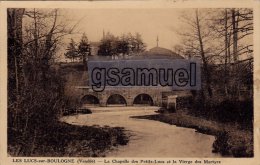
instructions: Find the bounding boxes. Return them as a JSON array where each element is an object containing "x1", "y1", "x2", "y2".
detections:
[
  {"x1": 132, "y1": 110, "x2": 253, "y2": 157},
  {"x1": 8, "y1": 122, "x2": 129, "y2": 157}
]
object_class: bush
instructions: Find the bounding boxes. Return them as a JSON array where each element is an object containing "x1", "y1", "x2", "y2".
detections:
[
  {"x1": 8, "y1": 70, "x2": 68, "y2": 156},
  {"x1": 191, "y1": 95, "x2": 253, "y2": 128},
  {"x1": 214, "y1": 99, "x2": 253, "y2": 128},
  {"x1": 8, "y1": 122, "x2": 129, "y2": 156},
  {"x1": 213, "y1": 131, "x2": 230, "y2": 156},
  {"x1": 167, "y1": 103, "x2": 176, "y2": 113}
]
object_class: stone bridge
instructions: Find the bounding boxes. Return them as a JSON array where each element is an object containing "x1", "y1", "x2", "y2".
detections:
[{"x1": 72, "y1": 86, "x2": 175, "y2": 107}]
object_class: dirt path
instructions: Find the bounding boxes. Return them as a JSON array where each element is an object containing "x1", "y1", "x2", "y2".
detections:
[{"x1": 61, "y1": 107, "x2": 220, "y2": 157}]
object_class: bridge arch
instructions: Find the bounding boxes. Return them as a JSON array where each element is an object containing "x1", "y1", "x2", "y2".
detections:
[
  {"x1": 106, "y1": 94, "x2": 127, "y2": 106},
  {"x1": 81, "y1": 94, "x2": 100, "y2": 106},
  {"x1": 133, "y1": 93, "x2": 154, "y2": 106}
]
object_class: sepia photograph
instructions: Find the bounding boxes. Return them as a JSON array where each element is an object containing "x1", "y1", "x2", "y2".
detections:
[{"x1": 1, "y1": 1, "x2": 259, "y2": 164}]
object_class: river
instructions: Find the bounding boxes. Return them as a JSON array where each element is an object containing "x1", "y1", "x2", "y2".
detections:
[{"x1": 61, "y1": 106, "x2": 221, "y2": 157}]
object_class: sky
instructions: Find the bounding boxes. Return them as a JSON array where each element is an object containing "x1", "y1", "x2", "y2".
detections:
[
  {"x1": 22, "y1": 7, "x2": 253, "y2": 62},
  {"x1": 61, "y1": 8, "x2": 186, "y2": 50},
  {"x1": 36, "y1": 8, "x2": 253, "y2": 62}
]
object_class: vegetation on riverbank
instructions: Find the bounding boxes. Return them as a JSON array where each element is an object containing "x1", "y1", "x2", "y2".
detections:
[
  {"x1": 7, "y1": 9, "x2": 129, "y2": 157},
  {"x1": 132, "y1": 110, "x2": 253, "y2": 157},
  {"x1": 8, "y1": 122, "x2": 128, "y2": 157}
]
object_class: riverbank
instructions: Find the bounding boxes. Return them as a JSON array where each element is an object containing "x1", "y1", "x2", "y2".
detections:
[
  {"x1": 8, "y1": 121, "x2": 129, "y2": 157},
  {"x1": 132, "y1": 110, "x2": 253, "y2": 157}
]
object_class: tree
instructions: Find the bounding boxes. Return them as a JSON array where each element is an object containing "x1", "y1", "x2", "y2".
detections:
[
  {"x1": 232, "y1": 8, "x2": 253, "y2": 60},
  {"x1": 117, "y1": 34, "x2": 130, "y2": 55},
  {"x1": 98, "y1": 32, "x2": 118, "y2": 56},
  {"x1": 64, "y1": 38, "x2": 78, "y2": 62},
  {"x1": 208, "y1": 8, "x2": 253, "y2": 97},
  {"x1": 132, "y1": 32, "x2": 146, "y2": 53},
  {"x1": 7, "y1": 8, "x2": 25, "y2": 130},
  {"x1": 195, "y1": 9, "x2": 212, "y2": 97},
  {"x1": 23, "y1": 9, "x2": 77, "y2": 83},
  {"x1": 97, "y1": 32, "x2": 146, "y2": 56},
  {"x1": 177, "y1": 9, "x2": 213, "y2": 98},
  {"x1": 8, "y1": 8, "x2": 78, "y2": 156},
  {"x1": 121, "y1": 32, "x2": 146, "y2": 55},
  {"x1": 78, "y1": 33, "x2": 91, "y2": 66}
]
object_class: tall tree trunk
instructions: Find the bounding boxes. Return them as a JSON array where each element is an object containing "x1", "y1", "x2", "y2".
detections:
[
  {"x1": 7, "y1": 8, "x2": 25, "y2": 129},
  {"x1": 232, "y1": 9, "x2": 238, "y2": 62},
  {"x1": 195, "y1": 9, "x2": 212, "y2": 98},
  {"x1": 8, "y1": 8, "x2": 25, "y2": 97},
  {"x1": 232, "y1": 9, "x2": 240, "y2": 99},
  {"x1": 32, "y1": 9, "x2": 39, "y2": 82},
  {"x1": 224, "y1": 9, "x2": 229, "y2": 96},
  {"x1": 228, "y1": 31, "x2": 231, "y2": 64}
]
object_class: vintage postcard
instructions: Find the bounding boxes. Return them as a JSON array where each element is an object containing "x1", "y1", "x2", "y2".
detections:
[{"x1": 0, "y1": 0, "x2": 259, "y2": 165}]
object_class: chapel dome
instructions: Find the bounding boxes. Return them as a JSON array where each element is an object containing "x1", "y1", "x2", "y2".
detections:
[{"x1": 139, "y1": 46, "x2": 184, "y2": 59}]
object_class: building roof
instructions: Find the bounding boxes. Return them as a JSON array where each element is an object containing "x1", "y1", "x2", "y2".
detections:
[{"x1": 139, "y1": 47, "x2": 184, "y2": 59}]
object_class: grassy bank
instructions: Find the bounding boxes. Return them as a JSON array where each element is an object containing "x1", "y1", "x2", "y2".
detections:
[
  {"x1": 8, "y1": 122, "x2": 129, "y2": 157},
  {"x1": 132, "y1": 111, "x2": 253, "y2": 157}
]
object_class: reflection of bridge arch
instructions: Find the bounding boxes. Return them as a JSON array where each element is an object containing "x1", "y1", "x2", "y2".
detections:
[
  {"x1": 106, "y1": 94, "x2": 127, "y2": 106},
  {"x1": 81, "y1": 94, "x2": 100, "y2": 106},
  {"x1": 133, "y1": 93, "x2": 154, "y2": 106}
]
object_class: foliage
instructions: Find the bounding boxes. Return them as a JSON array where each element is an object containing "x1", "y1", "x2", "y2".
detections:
[
  {"x1": 64, "y1": 33, "x2": 91, "y2": 66},
  {"x1": 8, "y1": 121, "x2": 128, "y2": 157},
  {"x1": 64, "y1": 39, "x2": 78, "y2": 62},
  {"x1": 191, "y1": 95, "x2": 253, "y2": 130},
  {"x1": 177, "y1": 8, "x2": 253, "y2": 99},
  {"x1": 78, "y1": 33, "x2": 91, "y2": 65},
  {"x1": 98, "y1": 32, "x2": 146, "y2": 56},
  {"x1": 7, "y1": 8, "x2": 128, "y2": 157}
]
